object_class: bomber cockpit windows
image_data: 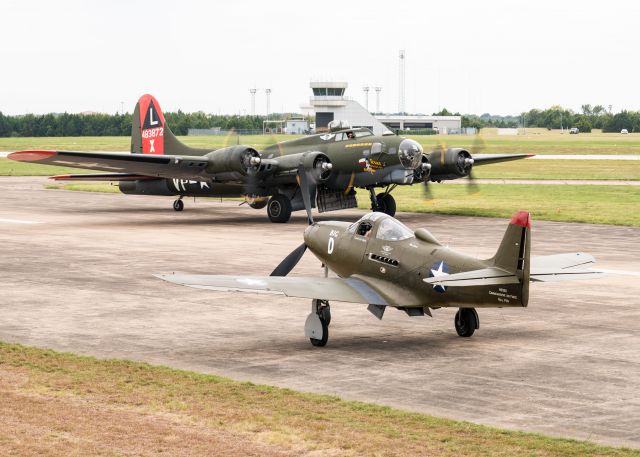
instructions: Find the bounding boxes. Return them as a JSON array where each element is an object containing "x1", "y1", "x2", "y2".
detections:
[
  {"x1": 354, "y1": 130, "x2": 373, "y2": 138},
  {"x1": 375, "y1": 218, "x2": 414, "y2": 241}
]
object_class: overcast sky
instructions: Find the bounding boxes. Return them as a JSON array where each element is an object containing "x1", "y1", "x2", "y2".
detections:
[{"x1": 2, "y1": 0, "x2": 638, "y2": 116}]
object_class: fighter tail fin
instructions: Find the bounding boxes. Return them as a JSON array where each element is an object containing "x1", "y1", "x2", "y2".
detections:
[
  {"x1": 490, "y1": 211, "x2": 531, "y2": 305},
  {"x1": 130, "y1": 94, "x2": 209, "y2": 156}
]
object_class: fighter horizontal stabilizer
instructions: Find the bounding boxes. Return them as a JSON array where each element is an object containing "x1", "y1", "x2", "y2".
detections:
[
  {"x1": 423, "y1": 267, "x2": 519, "y2": 287},
  {"x1": 155, "y1": 274, "x2": 389, "y2": 306},
  {"x1": 530, "y1": 253, "x2": 605, "y2": 282}
]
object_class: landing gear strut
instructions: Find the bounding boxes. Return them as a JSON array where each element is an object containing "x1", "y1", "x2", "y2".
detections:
[
  {"x1": 369, "y1": 186, "x2": 397, "y2": 217},
  {"x1": 455, "y1": 307, "x2": 479, "y2": 337},
  {"x1": 305, "y1": 299, "x2": 331, "y2": 347},
  {"x1": 173, "y1": 197, "x2": 184, "y2": 212}
]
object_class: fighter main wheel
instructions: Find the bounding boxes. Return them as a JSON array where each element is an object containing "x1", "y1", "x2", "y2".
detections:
[
  {"x1": 173, "y1": 199, "x2": 184, "y2": 212},
  {"x1": 267, "y1": 194, "x2": 292, "y2": 223},
  {"x1": 310, "y1": 318, "x2": 329, "y2": 347},
  {"x1": 455, "y1": 308, "x2": 478, "y2": 337},
  {"x1": 374, "y1": 193, "x2": 396, "y2": 217}
]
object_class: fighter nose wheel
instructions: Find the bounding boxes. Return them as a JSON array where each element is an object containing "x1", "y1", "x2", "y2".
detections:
[
  {"x1": 455, "y1": 308, "x2": 479, "y2": 337},
  {"x1": 173, "y1": 198, "x2": 184, "y2": 212}
]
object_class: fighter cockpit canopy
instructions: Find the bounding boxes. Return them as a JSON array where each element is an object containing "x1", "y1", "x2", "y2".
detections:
[{"x1": 348, "y1": 212, "x2": 414, "y2": 241}]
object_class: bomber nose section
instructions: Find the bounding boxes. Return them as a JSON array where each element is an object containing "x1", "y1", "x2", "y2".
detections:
[{"x1": 398, "y1": 139, "x2": 423, "y2": 169}]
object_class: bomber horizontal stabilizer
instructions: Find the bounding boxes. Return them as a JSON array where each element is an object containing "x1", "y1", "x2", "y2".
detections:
[{"x1": 50, "y1": 173, "x2": 158, "y2": 181}]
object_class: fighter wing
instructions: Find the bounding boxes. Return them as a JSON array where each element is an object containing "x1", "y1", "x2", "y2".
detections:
[
  {"x1": 8, "y1": 150, "x2": 210, "y2": 180},
  {"x1": 155, "y1": 274, "x2": 389, "y2": 306},
  {"x1": 530, "y1": 252, "x2": 605, "y2": 282},
  {"x1": 472, "y1": 153, "x2": 535, "y2": 165}
]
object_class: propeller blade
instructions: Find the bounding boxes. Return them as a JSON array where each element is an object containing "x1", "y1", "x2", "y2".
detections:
[
  {"x1": 467, "y1": 134, "x2": 484, "y2": 194},
  {"x1": 467, "y1": 169, "x2": 479, "y2": 194},
  {"x1": 422, "y1": 179, "x2": 433, "y2": 199},
  {"x1": 270, "y1": 243, "x2": 308, "y2": 277},
  {"x1": 297, "y1": 165, "x2": 316, "y2": 225}
]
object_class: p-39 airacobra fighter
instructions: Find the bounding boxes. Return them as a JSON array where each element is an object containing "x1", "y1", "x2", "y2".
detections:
[
  {"x1": 9, "y1": 94, "x2": 532, "y2": 223},
  {"x1": 158, "y1": 210, "x2": 603, "y2": 346}
]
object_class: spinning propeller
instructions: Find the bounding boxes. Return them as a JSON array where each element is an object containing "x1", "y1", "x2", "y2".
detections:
[
  {"x1": 270, "y1": 152, "x2": 332, "y2": 277},
  {"x1": 423, "y1": 134, "x2": 485, "y2": 199}
]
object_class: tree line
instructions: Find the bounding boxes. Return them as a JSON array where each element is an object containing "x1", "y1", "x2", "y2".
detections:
[
  {"x1": 0, "y1": 111, "x2": 269, "y2": 137},
  {"x1": 458, "y1": 104, "x2": 640, "y2": 133},
  {"x1": 1, "y1": 105, "x2": 639, "y2": 137}
]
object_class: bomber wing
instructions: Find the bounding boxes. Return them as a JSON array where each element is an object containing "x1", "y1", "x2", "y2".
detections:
[
  {"x1": 472, "y1": 153, "x2": 535, "y2": 165},
  {"x1": 155, "y1": 274, "x2": 389, "y2": 306},
  {"x1": 8, "y1": 150, "x2": 210, "y2": 180}
]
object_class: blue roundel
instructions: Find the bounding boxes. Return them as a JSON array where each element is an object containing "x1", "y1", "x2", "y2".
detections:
[{"x1": 428, "y1": 260, "x2": 449, "y2": 293}]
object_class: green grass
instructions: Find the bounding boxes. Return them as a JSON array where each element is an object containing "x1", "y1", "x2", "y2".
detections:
[
  {"x1": 1, "y1": 130, "x2": 639, "y2": 156},
  {"x1": 360, "y1": 184, "x2": 640, "y2": 226},
  {"x1": 46, "y1": 183, "x2": 120, "y2": 193},
  {"x1": 411, "y1": 129, "x2": 640, "y2": 155},
  {"x1": 472, "y1": 159, "x2": 640, "y2": 180},
  {"x1": 1, "y1": 341, "x2": 636, "y2": 457}
]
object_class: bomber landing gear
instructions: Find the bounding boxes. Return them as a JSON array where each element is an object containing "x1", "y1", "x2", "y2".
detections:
[
  {"x1": 173, "y1": 197, "x2": 184, "y2": 212},
  {"x1": 305, "y1": 299, "x2": 331, "y2": 347},
  {"x1": 267, "y1": 194, "x2": 292, "y2": 223},
  {"x1": 248, "y1": 198, "x2": 268, "y2": 210},
  {"x1": 369, "y1": 187, "x2": 397, "y2": 217},
  {"x1": 455, "y1": 307, "x2": 479, "y2": 337}
]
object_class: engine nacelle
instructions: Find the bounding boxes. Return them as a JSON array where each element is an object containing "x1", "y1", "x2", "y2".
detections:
[
  {"x1": 269, "y1": 151, "x2": 333, "y2": 182},
  {"x1": 413, "y1": 154, "x2": 432, "y2": 182},
  {"x1": 205, "y1": 145, "x2": 261, "y2": 177},
  {"x1": 428, "y1": 148, "x2": 474, "y2": 181}
]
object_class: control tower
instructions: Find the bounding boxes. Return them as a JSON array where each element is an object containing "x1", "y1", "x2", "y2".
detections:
[{"x1": 307, "y1": 81, "x2": 391, "y2": 135}]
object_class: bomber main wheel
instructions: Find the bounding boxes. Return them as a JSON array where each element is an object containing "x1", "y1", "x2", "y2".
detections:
[
  {"x1": 374, "y1": 193, "x2": 396, "y2": 217},
  {"x1": 310, "y1": 318, "x2": 329, "y2": 347},
  {"x1": 173, "y1": 199, "x2": 184, "y2": 212},
  {"x1": 267, "y1": 194, "x2": 292, "y2": 223},
  {"x1": 455, "y1": 308, "x2": 478, "y2": 337}
]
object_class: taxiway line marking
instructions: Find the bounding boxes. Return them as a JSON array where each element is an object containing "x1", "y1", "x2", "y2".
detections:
[{"x1": 0, "y1": 217, "x2": 42, "y2": 224}]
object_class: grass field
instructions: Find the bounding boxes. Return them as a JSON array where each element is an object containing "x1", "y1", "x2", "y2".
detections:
[
  {"x1": 1, "y1": 342, "x2": 636, "y2": 457},
  {"x1": 3, "y1": 157, "x2": 639, "y2": 180},
  {"x1": 1, "y1": 129, "x2": 639, "y2": 155},
  {"x1": 359, "y1": 184, "x2": 640, "y2": 226},
  {"x1": 45, "y1": 182, "x2": 640, "y2": 226}
]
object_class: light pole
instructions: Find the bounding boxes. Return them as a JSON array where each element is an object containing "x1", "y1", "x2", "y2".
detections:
[
  {"x1": 375, "y1": 87, "x2": 382, "y2": 113},
  {"x1": 249, "y1": 88, "x2": 257, "y2": 116},
  {"x1": 265, "y1": 88, "x2": 271, "y2": 119},
  {"x1": 362, "y1": 86, "x2": 370, "y2": 112}
]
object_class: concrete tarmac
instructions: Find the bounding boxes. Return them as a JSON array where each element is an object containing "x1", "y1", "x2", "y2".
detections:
[{"x1": 0, "y1": 177, "x2": 638, "y2": 448}]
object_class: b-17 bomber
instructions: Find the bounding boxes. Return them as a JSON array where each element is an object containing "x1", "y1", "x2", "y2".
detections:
[
  {"x1": 157, "y1": 211, "x2": 603, "y2": 346},
  {"x1": 9, "y1": 94, "x2": 533, "y2": 223}
]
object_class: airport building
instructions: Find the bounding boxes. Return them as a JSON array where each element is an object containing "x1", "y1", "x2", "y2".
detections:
[{"x1": 305, "y1": 81, "x2": 462, "y2": 134}]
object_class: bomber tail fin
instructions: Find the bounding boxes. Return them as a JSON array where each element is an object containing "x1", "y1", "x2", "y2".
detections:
[{"x1": 130, "y1": 94, "x2": 210, "y2": 156}]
